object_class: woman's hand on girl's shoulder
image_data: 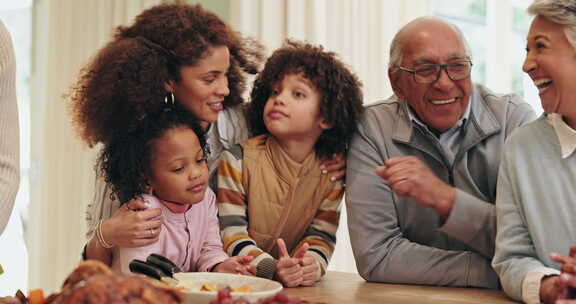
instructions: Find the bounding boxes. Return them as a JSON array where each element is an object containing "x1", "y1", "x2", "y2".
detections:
[{"x1": 102, "y1": 199, "x2": 163, "y2": 248}]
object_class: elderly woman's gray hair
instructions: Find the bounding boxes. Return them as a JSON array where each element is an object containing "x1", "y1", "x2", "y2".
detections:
[
  {"x1": 528, "y1": 0, "x2": 576, "y2": 48},
  {"x1": 388, "y1": 16, "x2": 472, "y2": 69}
]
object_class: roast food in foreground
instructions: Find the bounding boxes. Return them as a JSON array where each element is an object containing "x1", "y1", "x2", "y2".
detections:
[
  {"x1": 48, "y1": 260, "x2": 184, "y2": 304},
  {"x1": 0, "y1": 259, "x2": 319, "y2": 304},
  {"x1": 1, "y1": 260, "x2": 184, "y2": 304}
]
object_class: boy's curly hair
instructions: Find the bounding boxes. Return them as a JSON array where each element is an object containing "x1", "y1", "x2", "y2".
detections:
[
  {"x1": 99, "y1": 103, "x2": 206, "y2": 204},
  {"x1": 247, "y1": 40, "x2": 364, "y2": 159},
  {"x1": 70, "y1": 3, "x2": 263, "y2": 147}
]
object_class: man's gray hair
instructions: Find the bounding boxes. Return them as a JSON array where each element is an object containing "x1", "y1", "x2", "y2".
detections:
[
  {"x1": 528, "y1": 0, "x2": 576, "y2": 49},
  {"x1": 388, "y1": 17, "x2": 473, "y2": 69}
]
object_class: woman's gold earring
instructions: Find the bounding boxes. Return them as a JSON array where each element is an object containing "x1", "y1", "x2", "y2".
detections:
[{"x1": 164, "y1": 92, "x2": 175, "y2": 105}]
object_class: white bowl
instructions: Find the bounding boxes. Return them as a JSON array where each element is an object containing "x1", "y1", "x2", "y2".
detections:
[{"x1": 174, "y1": 272, "x2": 283, "y2": 304}]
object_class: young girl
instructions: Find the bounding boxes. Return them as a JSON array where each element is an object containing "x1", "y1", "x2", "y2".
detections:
[
  {"x1": 99, "y1": 103, "x2": 252, "y2": 274},
  {"x1": 217, "y1": 40, "x2": 364, "y2": 287}
]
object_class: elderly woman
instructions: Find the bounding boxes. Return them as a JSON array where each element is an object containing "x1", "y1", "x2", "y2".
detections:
[{"x1": 492, "y1": 1, "x2": 576, "y2": 303}]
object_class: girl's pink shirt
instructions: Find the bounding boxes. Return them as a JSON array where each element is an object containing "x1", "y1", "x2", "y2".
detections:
[{"x1": 111, "y1": 187, "x2": 229, "y2": 274}]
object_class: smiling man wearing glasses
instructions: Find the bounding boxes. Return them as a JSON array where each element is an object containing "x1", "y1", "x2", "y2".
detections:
[{"x1": 346, "y1": 17, "x2": 536, "y2": 288}]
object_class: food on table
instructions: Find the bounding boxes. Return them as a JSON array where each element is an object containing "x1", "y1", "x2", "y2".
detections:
[
  {"x1": 14, "y1": 290, "x2": 26, "y2": 304},
  {"x1": 46, "y1": 273, "x2": 183, "y2": 304},
  {"x1": 209, "y1": 289, "x2": 320, "y2": 304},
  {"x1": 0, "y1": 290, "x2": 31, "y2": 304},
  {"x1": 3, "y1": 260, "x2": 310, "y2": 304},
  {"x1": 61, "y1": 259, "x2": 112, "y2": 291},
  {"x1": 232, "y1": 285, "x2": 253, "y2": 293},
  {"x1": 0, "y1": 297, "x2": 20, "y2": 304},
  {"x1": 27, "y1": 289, "x2": 45, "y2": 304},
  {"x1": 0, "y1": 260, "x2": 187, "y2": 304},
  {"x1": 200, "y1": 284, "x2": 253, "y2": 293},
  {"x1": 44, "y1": 260, "x2": 184, "y2": 304},
  {"x1": 201, "y1": 284, "x2": 217, "y2": 292}
]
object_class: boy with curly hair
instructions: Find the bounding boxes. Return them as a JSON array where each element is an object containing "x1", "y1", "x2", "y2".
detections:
[{"x1": 217, "y1": 40, "x2": 364, "y2": 287}]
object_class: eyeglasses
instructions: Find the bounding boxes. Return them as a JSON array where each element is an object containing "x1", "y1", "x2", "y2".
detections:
[{"x1": 397, "y1": 60, "x2": 473, "y2": 84}]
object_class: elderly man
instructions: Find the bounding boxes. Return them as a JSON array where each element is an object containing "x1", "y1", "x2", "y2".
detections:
[{"x1": 345, "y1": 16, "x2": 535, "y2": 288}]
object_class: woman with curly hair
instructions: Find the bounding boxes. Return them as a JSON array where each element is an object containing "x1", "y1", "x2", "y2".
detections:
[
  {"x1": 70, "y1": 3, "x2": 263, "y2": 265},
  {"x1": 217, "y1": 40, "x2": 364, "y2": 287},
  {"x1": 72, "y1": 3, "x2": 345, "y2": 267}
]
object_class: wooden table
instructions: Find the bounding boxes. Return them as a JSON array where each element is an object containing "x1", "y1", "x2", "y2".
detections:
[{"x1": 284, "y1": 271, "x2": 517, "y2": 304}]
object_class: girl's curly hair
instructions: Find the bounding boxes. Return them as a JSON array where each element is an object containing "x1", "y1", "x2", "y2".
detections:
[
  {"x1": 246, "y1": 40, "x2": 364, "y2": 159},
  {"x1": 70, "y1": 3, "x2": 263, "y2": 147},
  {"x1": 99, "y1": 103, "x2": 206, "y2": 204}
]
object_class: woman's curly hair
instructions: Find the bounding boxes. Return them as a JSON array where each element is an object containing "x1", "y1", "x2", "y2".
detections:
[
  {"x1": 247, "y1": 40, "x2": 364, "y2": 159},
  {"x1": 70, "y1": 3, "x2": 263, "y2": 147},
  {"x1": 99, "y1": 103, "x2": 206, "y2": 204}
]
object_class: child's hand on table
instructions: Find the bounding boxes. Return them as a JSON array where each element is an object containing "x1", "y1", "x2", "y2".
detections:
[{"x1": 213, "y1": 256, "x2": 255, "y2": 275}]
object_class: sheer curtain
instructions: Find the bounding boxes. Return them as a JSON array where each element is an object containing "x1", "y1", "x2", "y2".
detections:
[
  {"x1": 27, "y1": 0, "x2": 161, "y2": 292},
  {"x1": 230, "y1": 0, "x2": 429, "y2": 273}
]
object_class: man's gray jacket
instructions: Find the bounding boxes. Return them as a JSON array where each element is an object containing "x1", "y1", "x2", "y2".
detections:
[{"x1": 345, "y1": 83, "x2": 536, "y2": 288}]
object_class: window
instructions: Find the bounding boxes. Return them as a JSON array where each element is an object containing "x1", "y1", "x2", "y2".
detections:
[{"x1": 431, "y1": 0, "x2": 542, "y2": 115}]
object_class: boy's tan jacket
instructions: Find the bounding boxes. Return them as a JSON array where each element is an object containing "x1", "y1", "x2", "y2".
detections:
[{"x1": 240, "y1": 135, "x2": 340, "y2": 257}]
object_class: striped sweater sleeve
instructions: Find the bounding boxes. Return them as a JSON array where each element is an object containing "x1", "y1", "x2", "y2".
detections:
[
  {"x1": 216, "y1": 146, "x2": 277, "y2": 279},
  {"x1": 297, "y1": 180, "x2": 344, "y2": 276},
  {"x1": 0, "y1": 21, "x2": 20, "y2": 236}
]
